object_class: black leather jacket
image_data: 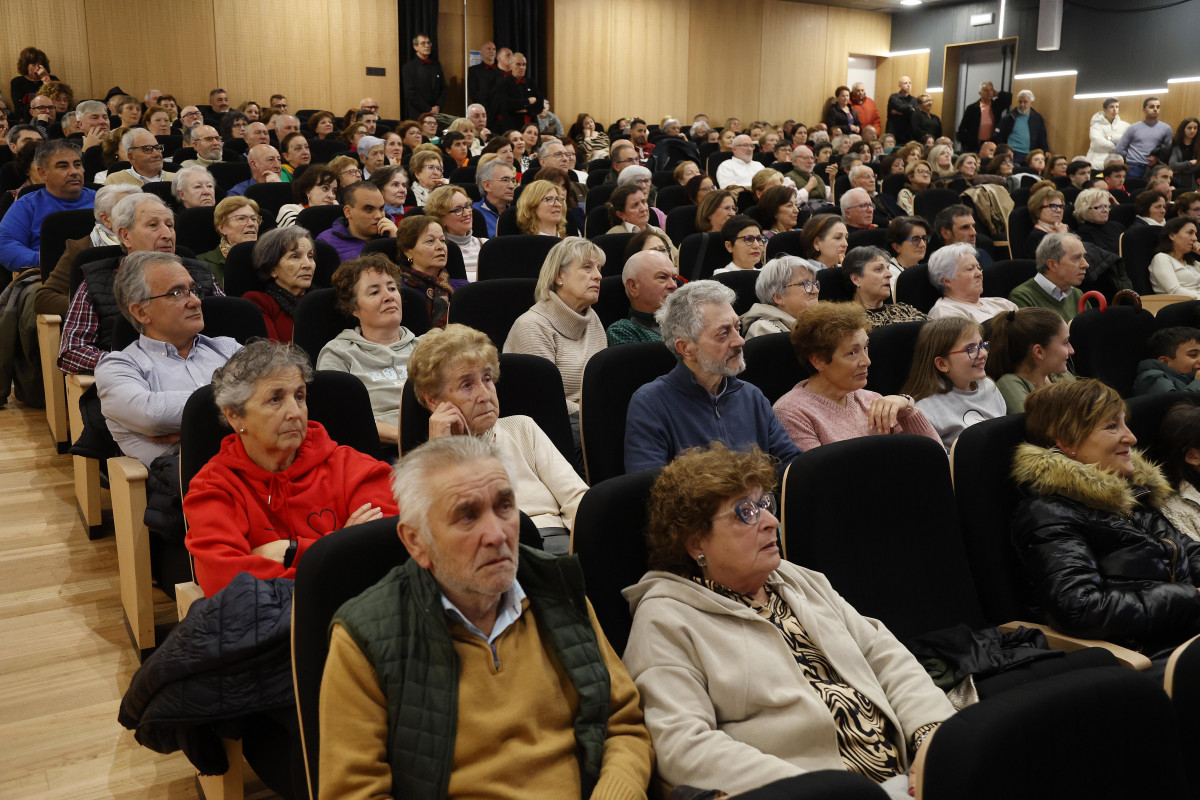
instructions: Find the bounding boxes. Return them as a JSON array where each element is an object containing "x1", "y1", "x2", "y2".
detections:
[{"x1": 1010, "y1": 443, "x2": 1200, "y2": 653}]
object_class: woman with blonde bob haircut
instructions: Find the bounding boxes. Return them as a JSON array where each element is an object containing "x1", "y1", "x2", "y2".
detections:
[
  {"x1": 504, "y1": 237, "x2": 607, "y2": 445},
  {"x1": 1011, "y1": 378, "x2": 1200, "y2": 656},
  {"x1": 516, "y1": 179, "x2": 568, "y2": 237},
  {"x1": 622, "y1": 442, "x2": 953, "y2": 797},
  {"x1": 408, "y1": 324, "x2": 589, "y2": 553}
]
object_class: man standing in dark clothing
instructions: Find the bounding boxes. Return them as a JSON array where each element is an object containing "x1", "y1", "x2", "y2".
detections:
[
  {"x1": 909, "y1": 94, "x2": 942, "y2": 142},
  {"x1": 468, "y1": 40, "x2": 504, "y2": 119},
  {"x1": 887, "y1": 75, "x2": 919, "y2": 144},
  {"x1": 401, "y1": 33, "x2": 445, "y2": 119},
  {"x1": 957, "y1": 81, "x2": 1011, "y2": 154},
  {"x1": 493, "y1": 52, "x2": 541, "y2": 132}
]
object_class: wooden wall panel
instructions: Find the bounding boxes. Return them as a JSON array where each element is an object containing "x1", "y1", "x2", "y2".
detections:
[
  {"x1": 1, "y1": 1, "x2": 93, "y2": 102},
  {"x1": 609, "y1": 0, "x2": 691, "y2": 125},
  {"x1": 550, "y1": 0, "x2": 612, "y2": 124},
  {"x1": 686, "y1": 0, "x2": 763, "y2": 124},
  {"x1": 83, "y1": 0, "x2": 217, "y2": 110},
  {"x1": 329, "y1": 0, "x2": 401, "y2": 118},
  {"x1": 759, "y1": 2, "x2": 829, "y2": 125}
]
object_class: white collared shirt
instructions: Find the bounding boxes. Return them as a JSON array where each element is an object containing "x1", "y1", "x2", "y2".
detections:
[
  {"x1": 1034, "y1": 271, "x2": 1071, "y2": 301},
  {"x1": 126, "y1": 167, "x2": 166, "y2": 184},
  {"x1": 441, "y1": 578, "x2": 527, "y2": 652}
]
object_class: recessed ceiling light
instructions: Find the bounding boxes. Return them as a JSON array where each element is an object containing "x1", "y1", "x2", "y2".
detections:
[{"x1": 901, "y1": 0, "x2": 922, "y2": 5}]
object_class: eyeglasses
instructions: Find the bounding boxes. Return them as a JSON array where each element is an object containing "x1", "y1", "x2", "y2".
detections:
[
  {"x1": 736, "y1": 235, "x2": 767, "y2": 245},
  {"x1": 228, "y1": 214, "x2": 262, "y2": 225},
  {"x1": 425, "y1": 166, "x2": 444, "y2": 174},
  {"x1": 1090, "y1": 205, "x2": 1111, "y2": 212},
  {"x1": 851, "y1": 202, "x2": 875, "y2": 212},
  {"x1": 340, "y1": 168, "x2": 362, "y2": 177},
  {"x1": 131, "y1": 144, "x2": 165, "y2": 155},
  {"x1": 493, "y1": 176, "x2": 518, "y2": 184},
  {"x1": 196, "y1": 135, "x2": 221, "y2": 143},
  {"x1": 362, "y1": 105, "x2": 378, "y2": 111},
  {"x1": 906, "y1": 235, "x2": 932, "y2": 244},
  {"x1": 646, "y1": 246, "x2": 670, "y2": 255},
  {"x1": 182, "y1": 110, "x2": 202, "y2": 118},
  {"x1": 449, "y1": 204, "x2": 473, "y2": 216},
  {"x1": 726, "y1": 492, "x2": 778, "y2": 526},
  {"x1": 542, "y1": 195, "x2": 564, "y2": 206},
  {"x1": 145, "y1": 285, "x2": 209, "y2": 302},
  {"x1": 30, "y1": 104, "x2": 54, "y2": 112},
  {"x1": 784, "y1": 279, "x2": 820, "y2": 294},
  {"x1": 1044, "y1": 203, "x2": 1065, "y2": 211},
  {"x1": 947, "y1": 340, "x2": 991, "y2": 360}
]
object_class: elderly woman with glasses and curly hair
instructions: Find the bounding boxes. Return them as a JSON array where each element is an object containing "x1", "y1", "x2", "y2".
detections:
[{"x1": 622, "y1": 442, "x2": 953, "y2": 799}]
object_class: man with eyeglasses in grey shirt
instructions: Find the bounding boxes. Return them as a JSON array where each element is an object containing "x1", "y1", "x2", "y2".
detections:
[{"x1": 105, "y1": 128, "x2": 175, "y2": 186}]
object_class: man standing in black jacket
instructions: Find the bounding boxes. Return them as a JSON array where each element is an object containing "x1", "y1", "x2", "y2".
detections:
[
  {"x1": 957, "y1": 81, "x2": 1011, "y2": 154},
  {"x1": 493, "y1": 52, "x2": 541, "y2": 132},
  {"x1": 401, "y1": 33, "x2": 445, "y2": 119},
  {"x1": 468, "y1": 40, "x2": 504, "y2": 119}
]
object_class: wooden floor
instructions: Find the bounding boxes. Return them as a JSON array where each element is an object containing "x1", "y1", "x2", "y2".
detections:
[{"x1": 0, "y1": 399, "x2": 273, "y2": 799}]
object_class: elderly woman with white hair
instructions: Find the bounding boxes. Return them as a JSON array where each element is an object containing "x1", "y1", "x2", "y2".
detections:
[
  {"x1": 33, "y1": 183, "x2": 141, "y2": 317},
  {"x1": 927, "y1": 242, "x2": 1018, "y2": 323},
  {"x1": 504, "y1": 237, "x2": 607, "y2": 447},
  {"x1": 616, "y1": 164, "x2": 665, "y2": 225},
  {"x1": 1074, "y1": 187, "x2": 1123, "y2": 254},
  {"x1": 172, "y1": 165, "x2": 217, "y2": 209},
  {"x1": 740, "y1": 256, "x2": 821, "y2": 339}
]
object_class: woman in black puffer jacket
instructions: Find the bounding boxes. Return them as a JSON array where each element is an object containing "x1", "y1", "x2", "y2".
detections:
[{"x1": 1011, "y1": 378, "x2": 1200, "y2": 657}]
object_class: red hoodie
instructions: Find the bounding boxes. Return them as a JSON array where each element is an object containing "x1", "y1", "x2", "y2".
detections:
[{"x1": 184, "y1": 421, "x2": 398, "y2": 595}]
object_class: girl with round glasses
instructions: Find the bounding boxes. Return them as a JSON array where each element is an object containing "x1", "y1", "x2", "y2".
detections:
[
  {"x1": 902, "y1": 317, "x2": 1005, "y2": 451},
  {"x1": 623, "y1": 443, "x2": 953, "y2": 798}
]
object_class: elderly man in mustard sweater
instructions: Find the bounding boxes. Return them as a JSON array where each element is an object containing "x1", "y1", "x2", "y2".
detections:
[{"x1": 319, "y1": 436, "x2": 654, "y2": 800}]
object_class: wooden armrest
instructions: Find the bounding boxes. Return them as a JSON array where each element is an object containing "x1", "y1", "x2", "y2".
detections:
[
  {"x1": 36, "y1": 313, "x2": 62, "y2": 325},
  {"x1": 108, "y1": 455, "x2": 148, "y2": 483},
  {"x1": 109, "y1": 456, "x2": 154, "y2": 655},
  {"x1": 65, "y1": 373, "x2": 95, "y2": 391},
  {"x1": 175, "y1": 581, "x2": 205, "y2": 620},
  {"x1": 999, "y1": 621, "x2": 1152, "y2": 671}
]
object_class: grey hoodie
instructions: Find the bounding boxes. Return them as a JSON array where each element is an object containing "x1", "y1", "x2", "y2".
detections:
[{"x1": 315, "y1": 326, "x2": 418, "y2": 426}]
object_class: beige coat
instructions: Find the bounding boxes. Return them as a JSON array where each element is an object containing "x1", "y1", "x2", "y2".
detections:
[
  {"x1": 621, "y1": 564, "x2": 953, "y2": 795},
  {"x1": 503, "y1": 292, "x2": 606, "y2": 415}
]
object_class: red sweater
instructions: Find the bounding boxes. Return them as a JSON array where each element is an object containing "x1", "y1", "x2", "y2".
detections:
[{"x1": 184, "y1": 421, "x2": 398, "y2": 595}]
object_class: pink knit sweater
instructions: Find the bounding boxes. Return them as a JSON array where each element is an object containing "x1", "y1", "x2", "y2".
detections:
[{"x1": 772, "y1": 381, "x2": 942, "y2": 451}]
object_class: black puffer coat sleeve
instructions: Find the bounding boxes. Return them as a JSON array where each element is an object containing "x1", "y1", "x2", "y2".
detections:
[{"x1": 1011, "y1": 494, "x2": 1200, "y2": 650}]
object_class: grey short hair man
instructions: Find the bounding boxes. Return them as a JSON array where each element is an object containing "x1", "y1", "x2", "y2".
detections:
[
  {"x1": 624, "y1": 280, "x2": 801, "y2": 472},
  {"x1": 1008, "y1": 231, "x2": 1088, "y2": 321},
  {"x1": 317, "y1": 434, "x2": 653, "y2": 798},
  {"x1": 840, "y1": 187, "x2": 875, "y2": 230},
  {"x1": 474, "y1": 159, "x2": 515, "y2": 235},
  {"x1": 606, "y1": 249, "x2": 678, "y2": 345},
  {"x1": 105, "y1": 128, "x2": 174, "y2": 186},
  {"x1": 604, "y1": 141, "x2": 638, "y2": 185},
  {"x1": 96, "y1": 250, "x2": 241, "y2": 466}
]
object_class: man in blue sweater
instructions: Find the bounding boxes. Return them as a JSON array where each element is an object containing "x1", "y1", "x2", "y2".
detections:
[
  {"x1": 0, "y1": 139, "x2": 94, "y2": 271},
  {"x1": 1115, "y1": 97, "x2": 1174, "y2": 180},
  {"x1": 624, "y1": 280, "x2": 801, "y2": 473}
]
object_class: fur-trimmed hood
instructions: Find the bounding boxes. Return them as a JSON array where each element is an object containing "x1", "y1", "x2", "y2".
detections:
[{"x1": 1011, "y1": 443, "x2": 1173, "y2": 517}]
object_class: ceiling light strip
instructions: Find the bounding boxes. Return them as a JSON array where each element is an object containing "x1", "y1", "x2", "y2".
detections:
[
  {"x1": 1013, "y1": 70, "x2": 1078, "y2": 79},
  {"x1": 1073, "y1": 88, "x2": 1168, "y2": 99}
]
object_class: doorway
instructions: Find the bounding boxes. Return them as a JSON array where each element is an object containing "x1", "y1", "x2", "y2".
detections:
[{"x1": 943, "y1": 38, "x2": 1017, "y2": 144}]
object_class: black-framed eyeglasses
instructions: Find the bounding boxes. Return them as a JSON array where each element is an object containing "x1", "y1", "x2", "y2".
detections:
[
  {"x1": 449, "y1": 204, "x2": 473, "y2": 216},
  {"x1": 785, "y1": 279, "x2": 820, "y2": 294},
  {"x1": 131, "y1": 144, "x2": 165, "y2": 155},
  {"x1": 726, "y1": 492, "x2": 778, "y2": 525},
  {"x1": 947, "y1": 340, "x2": 990, "y2": 360},
  {"x1": 1044, "y1": 203, "x2": 1065, "y2": 211},
  {"x1": 737, "y1": 235, "x2": 767, "y2": 245},
  {"x1": 145, "y1": 285, "x2": 209, "y2": 302},
  {"x1": 906, "y1": 235, "x2": 932, "y2": 244}
]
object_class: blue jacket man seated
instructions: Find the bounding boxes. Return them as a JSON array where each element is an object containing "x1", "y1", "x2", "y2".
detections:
[
  {"x1": 319, "y1": 436, "x2": 654, "y2": 799},
  {"x1": 624, "y1": 280, "x2": 802, "y2": 472}
]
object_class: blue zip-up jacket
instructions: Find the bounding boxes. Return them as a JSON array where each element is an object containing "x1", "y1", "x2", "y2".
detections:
[{"x1": 624, "y1": 361, "x2": 802, "y2": 473}]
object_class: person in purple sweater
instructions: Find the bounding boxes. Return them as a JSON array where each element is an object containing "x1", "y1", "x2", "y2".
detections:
[
  {"x1": 773, "y1": 302, "x2": 940, "y2": 451},
  {"x1": 316, "y1": 181, "x2": 397, "y2": 263}
]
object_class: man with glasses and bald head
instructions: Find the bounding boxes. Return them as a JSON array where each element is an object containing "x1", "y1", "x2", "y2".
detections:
[
  {"x1": 716, "y1": 134, "x2": 765, "y2": 190},
  {"x1": 105, "y1": 128, "x2": 175, "y2": 186}
]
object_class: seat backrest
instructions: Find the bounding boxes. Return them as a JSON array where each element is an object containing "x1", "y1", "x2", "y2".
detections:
[
  {"x1": 586, "y1": 182, "x2": 616, "y2": 210},
  {"x1": 295, "y1": 205, "x2": 343, "y2": 238},
  {"x1": 664, "y1": 205, "x2": 699, "y2": 246},
  {"x1": 982, "y1": 259, "x2": 1037, "y2": 301},
  {"x1": 361, "y1": 237, "x2": 467, "y2": 282},
  {"x1": 815, "y1": 266, "x2": 855, "y2": 303},
  {"x1": 847, "y1": 227, "x2": 887, "y2": 251},
  {"x1": 292, "y1": 286, "x2": 431, "y2": 365},
  {"x1": 175, "y1": 206, "x2": 220, "y2": 255},
  {"x1": 655, "y1": 184, "x2": 687, "y2": 213},
  {"x1": 142, "y1": 181, "x2": 179, "y2": 210},
  {"x1": 308, "y1": 138, "x2": 349, "y2": 164},
  {"x1": 221, "y1": 239, "x2": 259, "y2": 296},
  {"x1": 593, "y1": 274, "x2": 629, "y2": 329},
  {"x1": 881, "y1": 173, "x2": 907, "y2": 198},
  {"x1": 244, "y1": 182, "x2": 295, "y2": 218},
  {"x1": 207, "y1": 161, "x2": 251, "y2": 192},
  {"x1": 1126, "y1": 390, "x2": 1200, "y2": 466},
  {"x1": 1109, "y1": 202, "x2": 1137, "y2": 228},
  {"x1": 397, "y1": 353, "x2": 574, "y2": 464},
  {"x1": 449, "y1": 165, "x2": 476, "y2": 184},
  {"x1": 765, "y1": 229, "x2": 806, "y2": 260},
  {"x1": 592, "y1": 233, "x2": 636, "y2": 278},
  {"x1": 949, "y1": 412, "x2": 1032, "y2": 625},
  {"x1": 579, "y1": 341, "x2": 677, "y2": 484},
  {"x1": 179, "y1": 369, "x2": 382, "y2": 498},
  {"x1": 571, "y1": 469, "x2": 659, "y2": 655},
  {"x1": 782, "y1": 434, "x2": 988, "y2": 641},
  {"x1": 706, "y1": 150, "x2": 733, "y2": 178},
  {"x1": 923, "y1": 666, "x2": 1189, "y2": 800},
  {"x1": 864, "y1": 319, "x2": 926, "y2": 397},
  {"x1": 447, "y1": 277, "x2": 536, "y2": 345},
  {"x1": 495, "y1": 206, "x2": 521, "y2": 236},
  {"x1": 584, "y1": 205, "x2": 611, "y2": 240},
  {"x1": 476, "y1": 235, "x2": 559, "y2": 281},
  {"x1": 1070, "y1": 306, "x2": 1156, "y2": 397},
  {"x1": 1154, "y1": 299, "x2": 1200, "y2": 330},
  {"x1": 677, "y1": 232, "x2": 730, "y2": 281},
  {"x1": 895, "y1": 264, "x2": 941, "y2": 313},
  {"x1": 199, "y1": 295, "x2": 270, "y2": 343},
  {"x1": 913, "y1": 188, "x2": 962, "y2": 224},
  {"x1": 40, "y1": 209, "x2": 95, "y2": 281},
  {"x1": 1120, "y1": 225, "x2": 1162, "y2": 295},
  {"x1": 1006, "y1": 206, "x2": 1035, "y2": 259},
  {"x1": 1166, "y1": 634, "x2": 1200, "y2": 795},
  {"x1": 712, "y1": 269, "x2": 759, "y2": 315},
  {"x1": 741, "y1": 332, "x2": 805, "y2": 405}
]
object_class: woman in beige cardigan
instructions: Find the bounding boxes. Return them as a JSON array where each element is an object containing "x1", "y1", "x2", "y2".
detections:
[
  {"x1": 503, "y1": 237, "x2": 607, "y2": 452},
  {"x1": 622, "y1": 444, "x2": 953, "y2": 799}
]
